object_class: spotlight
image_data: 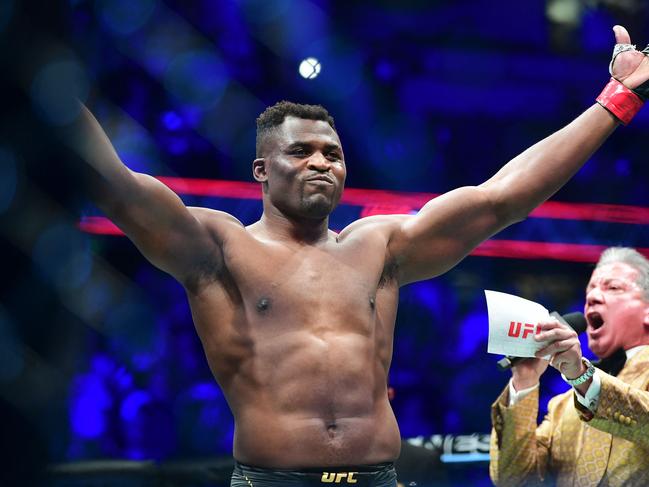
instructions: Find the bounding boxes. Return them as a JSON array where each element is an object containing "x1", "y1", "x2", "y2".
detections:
[{"x1": 299, "y1": 57, "x2": 321, "y2": 79}]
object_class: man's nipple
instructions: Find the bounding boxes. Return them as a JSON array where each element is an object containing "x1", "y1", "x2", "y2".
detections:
[{"x1": 256, "y1": 297, "x2": 271, "y2": 313}]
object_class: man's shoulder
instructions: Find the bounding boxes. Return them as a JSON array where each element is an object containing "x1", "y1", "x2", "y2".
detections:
[
  {"x1": 337, "y1": 214, "x2": 407, "y2": 241},
  {"x1": 188, "y1": 207, "x2": 246, "y2": 233}
]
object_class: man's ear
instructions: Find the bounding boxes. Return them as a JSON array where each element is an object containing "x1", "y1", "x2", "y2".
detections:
[
  {"x1": 643, "y1": 303, "x2": 649, "y2": 328},
  {"x1": 252, "y1": 158, "x2": 267, "y2": 182}
]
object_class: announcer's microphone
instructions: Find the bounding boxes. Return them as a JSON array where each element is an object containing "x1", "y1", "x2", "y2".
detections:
[{"x1": 496, "y1": 311, "x2": 587, "y2": 372}]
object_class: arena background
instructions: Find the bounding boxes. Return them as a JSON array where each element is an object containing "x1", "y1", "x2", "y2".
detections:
[{"x1": 1, "y1": 0, "x2": 649, "y2": 485}]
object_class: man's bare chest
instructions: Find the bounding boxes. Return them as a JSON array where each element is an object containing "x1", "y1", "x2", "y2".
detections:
[{"x1": 222, "y1": 240, "x2": 391, "y2": 317}]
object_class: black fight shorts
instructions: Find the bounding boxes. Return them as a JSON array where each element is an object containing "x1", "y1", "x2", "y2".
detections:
[{"x1": 231, "y1": 461, "x2": 397, "y2": 487}]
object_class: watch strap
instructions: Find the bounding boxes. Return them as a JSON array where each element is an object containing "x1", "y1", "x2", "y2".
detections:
[{"x1": 562, "y1": 357, "x2": 596, "y2": 386}]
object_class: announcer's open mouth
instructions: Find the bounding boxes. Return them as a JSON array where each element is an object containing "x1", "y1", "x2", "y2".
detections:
[{"x1": 587, "y1": 312, "x2": 604, "y2": 330}]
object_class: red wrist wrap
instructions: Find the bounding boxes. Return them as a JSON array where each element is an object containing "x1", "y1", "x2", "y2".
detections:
[{"x1": 596, "y1": 78, "x2": 644, "y2": 125}]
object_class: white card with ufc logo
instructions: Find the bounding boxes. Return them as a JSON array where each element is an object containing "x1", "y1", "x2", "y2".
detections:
[{"x1": 485, "y1": 290, "x2": 550, "y2": 357}]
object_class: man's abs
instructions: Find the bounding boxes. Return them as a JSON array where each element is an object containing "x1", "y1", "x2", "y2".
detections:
[
  {"x1": 232, "y1": 403, "x2": 402, "y2": 468},
  {"x1": 184, "y1": 229, "x2": 402, "y2": 467},
  {"x1": 221, "y1": 330, "x2": 401, "y2": 467}
]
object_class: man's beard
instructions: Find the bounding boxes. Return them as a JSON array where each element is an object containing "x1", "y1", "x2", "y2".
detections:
[{"x1": 299, "y1": 194, "x2": 335, "y2": 219}]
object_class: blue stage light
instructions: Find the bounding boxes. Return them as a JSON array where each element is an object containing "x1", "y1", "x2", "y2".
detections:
[
  {"x1": 111, "y1": 125, "x2": 158, "y2": 174},
  {"x1": 120, "y1": 390, "x2": 151, "y2": 422},
  {"x1": 615, "y1": 158, "x2": 631, "y2": 177},
  {"x1": 114, "y1": 367, "x2": 134, "y2": 390},
  {"x1": 104, "y1": 300, "x2": 156, "y2": 358},
  {"x1": 164, "y1": 50, "x2": 228, "y2": 110},
  {"x1": 70, "y1": 374, "x2": 111, "y2": 438},
  {"x1": 91, "y1": 354, "x2": 116, "y2": 376},
  {"x1": 165, "y1": 136, "x2": 189, "y2": 155},
  {"x1": 239, "y1": 0, "x2": 291, "y2": 25},
  {"x1": 96, "y1": 0, "x2": 157, "y2": 36},
  {"x1": 189, "y1": 382, "x2": 221, "y2": 401},
  {"x1": 162, "y1": 110, "x2": 183, "y2": 130},
  {"x1": 455, "y1": 312, "x2": 489, "y2": 361},
  {"x1": 375, "y1": 59, "x2": 396, "y2": 81}
]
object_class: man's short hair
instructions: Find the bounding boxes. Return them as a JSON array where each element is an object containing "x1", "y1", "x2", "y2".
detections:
[
  {"x1": 596, "y1": 247, "x2": 649, "y2": 300},
  {"x1": 255, "y1": 101, "x2": 336, "y2": 157}
]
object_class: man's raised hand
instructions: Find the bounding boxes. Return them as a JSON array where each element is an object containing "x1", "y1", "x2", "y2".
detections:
[{"x1": 610, "y1": 25, "x2": 649, "y2": 92}]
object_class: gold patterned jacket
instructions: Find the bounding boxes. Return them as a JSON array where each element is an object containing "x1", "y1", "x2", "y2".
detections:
[{"x1": 489, "y1": 347, "x2": 649, "y2": 487}]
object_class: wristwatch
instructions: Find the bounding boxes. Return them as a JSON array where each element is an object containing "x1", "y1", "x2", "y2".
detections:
[{"x1": 562, "y1": 357, "x2": 596, "y2": 386}]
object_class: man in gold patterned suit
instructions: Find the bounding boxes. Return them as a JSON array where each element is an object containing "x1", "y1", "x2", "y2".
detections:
[{"x1": 489, "y1": 247, "x2": 649, "y2": 486}]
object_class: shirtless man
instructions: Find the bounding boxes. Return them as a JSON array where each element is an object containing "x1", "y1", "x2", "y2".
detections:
[{"x1": 68, "y1": 27, "x2": 648, "y2": 486}]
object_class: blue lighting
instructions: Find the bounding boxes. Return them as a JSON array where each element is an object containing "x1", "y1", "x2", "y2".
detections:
[
  {"x1": 104, "y1": 299, "x2": 157, "y2": 362},
  {"x1": 189, "y1": 382, "x2": 221, "y2": 401},
  {"x1": 125, "y1": 448, "x2": 147, "y2": 460},
  {"x1": 96, "y1": 0, "x2": 157, "y2": 36},
  {"x1": 444, "y1": 410, "x2": 461, "y2": 432},
  {"x1": 162, "y1": 110, "x2": 183, "y2": 130},
  {"x1": 455, "y1": 312, "x2": 489, "y2": 360},
  {"x1": 364, "y1": 118, "x2": 432, "y2": 187},
  {"x1": 70, "y1": 375, "x2": 111, "y2": 438},
  {"x1": 91, "y1": 354, "x2": 116, "y2": 376},
  {"x1": 165, "y1": 136, "x2": 189, "y2": 155},
  {"x1": 111, "y1": 125, "x2": 159, "y2": 174},
  {"x1": 120, "y1": 390, "x2": 151, "y2": 422},
  {"x1": 164, "y1": 50, "x2": 229, "y2": 110},
  {"x1": 239, "y1": 0, "x2": 291, "y2": 24},
  {"x1": 114, "y1": 367, "x2": 134, "y2": 390},
  {"x1": 199, "y1": 404, "x2": 222, "y2": 427},
  {"x1": 132, "y1": 352, "x2": 157, "y2": 371},
  {"x1": 412, "y1": 280, "x2": 444, "y2": 313},
  {"x1": 581, "y1": 8, "x2": 615, "y2": 53},
  {"x1": 614, "y1": 158, "x2": 631, "y2": 177},
  {"x1": 70, "y1": 400, "x2": 105, "y2": 438},
  {"x1": 375, "y1": 59, "x2": 396, "y2": 81}
]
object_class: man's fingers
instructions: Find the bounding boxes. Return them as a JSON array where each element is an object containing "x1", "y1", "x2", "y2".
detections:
[
  {"x1": 535, "y1": 326, "x2": 574, "y2": 343},
  {"x1": 534, "y1": 318, "x2": 569, "y2": 339},
  {"x1": 613, "y1": 25, "x2": 631, "y2": 45},
  {"x1": 536, "y1": 318, "x2": 562, "y2": 331},
  {"x1": 535, "y1": 338, "x2": 575, "y2": 358}
]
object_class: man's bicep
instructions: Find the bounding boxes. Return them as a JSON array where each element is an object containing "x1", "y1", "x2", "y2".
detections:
[
  {"x1": 389, "y1": 186, "x2": 505, "y2": 284},
  {"x1": 107, "y1": 173, "x2": 223, "y2": 281}
]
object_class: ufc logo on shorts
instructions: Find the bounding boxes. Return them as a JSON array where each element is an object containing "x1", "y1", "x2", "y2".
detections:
[
  {"x1": 508, "y1": 321, "x2": 540, "y2": 339},
  {"x1": 321, "y1": 471, "x2": 358, "y2": 483}
]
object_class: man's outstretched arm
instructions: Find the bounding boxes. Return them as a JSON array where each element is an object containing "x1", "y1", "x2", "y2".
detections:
[
  {"x1": 388, "y1": 25, "x2": 649, "y2": 285},
  {"x1": 67, "y1": 104, "x2": 224, "y2": 284}
]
